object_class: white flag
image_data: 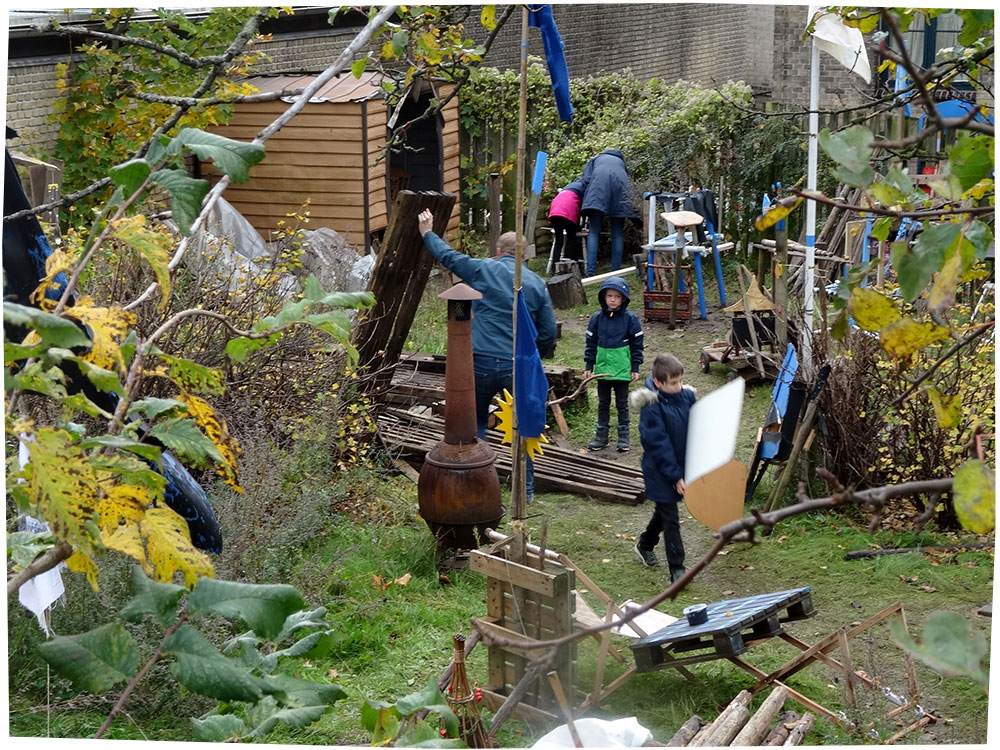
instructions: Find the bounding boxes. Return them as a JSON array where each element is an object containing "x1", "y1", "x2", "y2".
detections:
[{"x1": 809, "y1": 6, "x2": 872, "y2": 83}]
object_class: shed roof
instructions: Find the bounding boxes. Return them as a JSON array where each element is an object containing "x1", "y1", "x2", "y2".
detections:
[{"x1": 244, "y1": 71, "x2": 387, "y2": 104}]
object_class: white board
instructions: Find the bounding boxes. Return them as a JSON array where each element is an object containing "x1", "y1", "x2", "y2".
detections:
[{"x1": 685, "y1": 377, "x2": 745, "y2": 484}]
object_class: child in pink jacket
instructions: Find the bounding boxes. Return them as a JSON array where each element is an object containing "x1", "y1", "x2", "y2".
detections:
[{"x1": 547, "y1": 178, "x2": 584, "y2": 269}]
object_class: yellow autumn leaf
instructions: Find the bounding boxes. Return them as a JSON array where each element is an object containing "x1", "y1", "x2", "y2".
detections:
[
  {"x1": 64, "y1": 298, "x2": 137, "y2": 373},
  {"x1": 848, "y1": 287, "x2": 901, "y2": 332},
  {"x1": 754, "y1": 196, "x2": 803, "y2": 231},
  {"x1": 96, "y1": 481, "x2": 152, "y2": 532},
  {"x1": 925, "y1": 387, "x2": 962, "y2": 429},
  {"x1": 141, "y1": 505, "x2": 214, "y2": 587},
  {"x1": 928, "y1": 247, "x2": 964, "y2": 315},
  {"x1": 177, "y1": 391, "x2": 243, "y2": 492},
  {"x1": 103, "y1": 522, "x2": 148, "y2": 573},
  {"x1": 66, "y1": 550, "x2": 100, "y2": 591},
  {"x1": 22, "y1": 426, "x2": 100, "y2": 553},
  {"x1": 878, "y1": 319, "x2": 949, "y2": 365},
  {"x1": 395, "y1": 572, "x2": 413, "y2": 587},
  {"x1": 111, "y1": 215, "x2": 173, "y2": 309},
  {"x1": 953, "y1": 460, "x2": 995, "y2": 534}
]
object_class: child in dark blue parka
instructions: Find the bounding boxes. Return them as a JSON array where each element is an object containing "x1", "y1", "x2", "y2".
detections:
[{"x1": 629, "y1": 353, "x2": 696, "y2": 582}]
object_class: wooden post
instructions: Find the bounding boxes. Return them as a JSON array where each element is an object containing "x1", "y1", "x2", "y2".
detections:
[
  {"x1": 547, "y1": 671, "x2": 583, "y2": 748},
  {"x1": 489, "y1": 172, "x2": 502, "y2": 253},
  {"x1": 737, "y1": 265, "x2": 767, "y2": 380},
  {"x1": 508, "y1": 4, "x2": 529, "y2": 538},
  {"x1": 775, "y1": 225, "x2": 788, "y2": 350},
  {"x1": 352, "y1": 190, "x2": 456, "y2": 391}
]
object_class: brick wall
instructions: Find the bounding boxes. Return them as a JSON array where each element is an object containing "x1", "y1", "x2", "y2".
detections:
[
  {"x1": 466, "y1": 4, "x2": 775, "y2": 91},
  {"x1": 769, "y1": 5, "x2": 874, "y2": 109},
  {"x1": 5, "y1": 5, "x2": 884, "y2": 159},
  {"x1": 5, "y1": 59, "x2": 65, "y2": 155}
]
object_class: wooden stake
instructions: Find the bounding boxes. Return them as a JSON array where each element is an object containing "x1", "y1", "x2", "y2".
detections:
[
  {"x1": 775, "y1": 224, "x2": 788, "y2": 349},
  {"x1": 737, "y1": 265, "x2": 767, "y2": 379},
  {"x1": 547, "y1": 671, "x2": 583, "y2": 748}
]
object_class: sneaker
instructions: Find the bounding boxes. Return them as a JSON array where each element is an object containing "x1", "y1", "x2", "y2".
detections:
[
  {"x1": 634, "y1": 544, "x2": 660, "y2": 567},
  {"x1": 669, "y1": 567, "x2": 687, "y2": 583}
]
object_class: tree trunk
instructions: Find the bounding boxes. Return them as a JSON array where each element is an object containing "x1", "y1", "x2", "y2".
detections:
[{"x1": 547, "y1": 272, "x2": 587, "y2": 309}]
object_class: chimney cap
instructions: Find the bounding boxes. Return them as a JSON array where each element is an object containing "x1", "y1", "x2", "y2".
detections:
[{"x1": 439, "y1": 282, "x2": 483, "y2": 301}]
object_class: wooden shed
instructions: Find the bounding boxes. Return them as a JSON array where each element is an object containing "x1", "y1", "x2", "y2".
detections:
[{"x1": 200, "y1": 71, "x2": 460, "y2": 250}]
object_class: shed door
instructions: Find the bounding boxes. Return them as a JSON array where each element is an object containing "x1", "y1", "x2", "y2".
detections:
[{"x1": 388, "y1": 94, "x2": 443, "y2": 201}]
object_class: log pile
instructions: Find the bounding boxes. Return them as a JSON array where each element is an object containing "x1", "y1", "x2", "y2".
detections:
[
  {"x1": 668, "y1": 687, "x2": 816, "y2": 747},
  {"x1": 377, "y1": 407, "x2": 645, "y2": 504}
]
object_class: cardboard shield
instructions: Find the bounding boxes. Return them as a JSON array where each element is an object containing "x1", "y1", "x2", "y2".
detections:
[{"x1": 684, "y1": 458, "x2": 747, "y2": 531}]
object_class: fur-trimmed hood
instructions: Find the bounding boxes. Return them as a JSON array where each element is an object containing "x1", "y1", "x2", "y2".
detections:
[{"x1": 629, "y1": 378, "x2": 696, "y2": 410}]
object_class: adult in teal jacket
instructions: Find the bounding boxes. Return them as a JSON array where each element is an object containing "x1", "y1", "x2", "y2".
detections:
[{"x1": 418, "y1": 210, "x2": 557, "y2": 500}]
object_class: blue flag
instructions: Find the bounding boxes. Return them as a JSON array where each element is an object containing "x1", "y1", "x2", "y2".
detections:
[
  {"x1": 527, "y1": 5, "x2": 574, "y2": 122},
  {"x1": 514, "y1": 290, "x2": 549, "y2": 438}
]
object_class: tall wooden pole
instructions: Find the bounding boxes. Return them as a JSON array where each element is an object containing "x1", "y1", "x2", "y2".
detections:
[{"x1": 509, "y1": 5, "x2": 530, "y2": 556}]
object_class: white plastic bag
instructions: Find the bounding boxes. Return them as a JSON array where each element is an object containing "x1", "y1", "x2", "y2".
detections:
[{"x1": 531, "y1": 716, "x2": 651, "y2": 749}]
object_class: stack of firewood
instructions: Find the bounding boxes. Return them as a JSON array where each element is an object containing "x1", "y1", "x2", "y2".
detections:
[{"x1": 667, "y1": 688, "x2": 815, "y2": 747}]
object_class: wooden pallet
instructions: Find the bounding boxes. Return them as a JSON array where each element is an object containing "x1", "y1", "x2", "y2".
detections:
[
  {"x1": 377, "y1": 407, "x2": 646, "y2": 504},
  {"x1": 470, "y1": 548, "x2": 576, "y2": 716},
  {"x1": 630, "y1": 588, "x2": 815, "y2": 672}
]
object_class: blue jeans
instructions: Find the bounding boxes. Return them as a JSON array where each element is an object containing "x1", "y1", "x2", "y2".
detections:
[
  {"x1": 584, "y1": 211, "x2": 625, "y2": 276},
  {"x1": 473, "y1": 354, "x2": 535, "y2": 500}
]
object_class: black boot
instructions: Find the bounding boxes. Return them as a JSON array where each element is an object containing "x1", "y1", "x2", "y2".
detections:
[
  {"x1": 588, "y1": 425, "x2": 609, "y2": 451},
  {"x1": 616, "y1": 424, "x2": 630, "y2": 452}
]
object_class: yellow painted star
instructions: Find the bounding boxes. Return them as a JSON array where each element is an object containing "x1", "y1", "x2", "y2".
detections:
[{"x1": 494, "y1": 389, "x2": 548, "y2": 461}]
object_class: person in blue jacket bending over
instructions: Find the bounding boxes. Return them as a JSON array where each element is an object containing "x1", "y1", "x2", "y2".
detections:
[
  {"x1": 418, "y1": 209, "x2": 558, "y2": 502},
  {"x1": 579, "y1": 148, "x2": 640, "y2": 276}
]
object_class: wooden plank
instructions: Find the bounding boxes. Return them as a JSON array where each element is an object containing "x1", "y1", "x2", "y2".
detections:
[
  {"x1": 229, "y1": 100, "x2": 365, "y2": 116},
  {"x1": 469, "y1": 550, "x2": 570, "y2": 597},
  {"x1": 212, "y1": 165, "x2": 383, "y2": 184},
  {"x1": 211, "y1": 124, "x2": 375, "y2": 141},
  {"x1": 221, "y1": 179, "x2": 372, "y2": 197},
  {"x1": 224, "y1": 112, "x2": 375, "y2": 128}
]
